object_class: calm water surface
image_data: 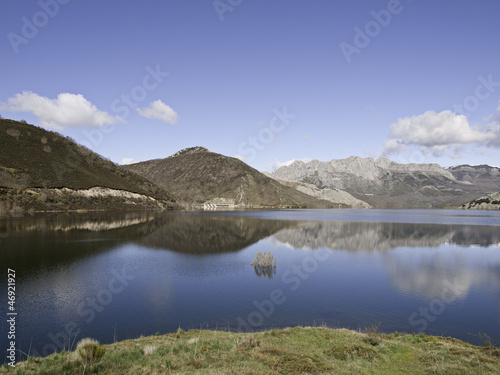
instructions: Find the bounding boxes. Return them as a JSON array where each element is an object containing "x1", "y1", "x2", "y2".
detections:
[{"x1": 1, "y1": 209, "x2": 500, "y2": 359}]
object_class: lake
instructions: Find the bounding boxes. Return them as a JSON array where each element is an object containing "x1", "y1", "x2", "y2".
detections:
[{"x1": 1, "y1": 209, "x2": 500, "y2": 360}]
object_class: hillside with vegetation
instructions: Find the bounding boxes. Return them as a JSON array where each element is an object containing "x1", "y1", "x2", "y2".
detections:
[
  {"x1": 0, "y1": 118, "x2": 178, "y2": 216},
  {"x1": 125, "y1": 147, "x2": 335, "y2": 208}
]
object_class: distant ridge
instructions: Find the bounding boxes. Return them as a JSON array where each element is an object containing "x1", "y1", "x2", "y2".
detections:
[
  {"x1": 447, "y1": 164, "x2": 500, "y2": 190},
  {"x1": 273, "y1": 156, "x2": 500, "y2": 209}
]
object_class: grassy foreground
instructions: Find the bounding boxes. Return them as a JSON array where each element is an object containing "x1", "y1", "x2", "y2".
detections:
[{"x1": 2, "y1": 327, "x2": 500, "y2": 374}]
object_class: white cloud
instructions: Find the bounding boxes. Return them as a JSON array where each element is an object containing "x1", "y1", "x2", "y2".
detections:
[
  {"x1": 389, "y1": 110, "x2": 493, "y2": 146},
  {"x1": 484, "y1": 123, "x2": 500, "y2": 148},
  {"x1": 383, "y1": 139, "x2": 407, "y2": 154},
  {"x1": 265, "y1": 158, "x2": 312, "y2": 173},
  {"x1": 137, "y1": 100, "x2": 178, "y2": 124},
  {"x1": 120, "y1": 157, "x2": 136, "y2": 165},
  {"x1": 0, "y1": 91, "x2": 122, "y2": 130},
  {"x1": 384, "y1": 110, "x2": 497, "y2": 156}
]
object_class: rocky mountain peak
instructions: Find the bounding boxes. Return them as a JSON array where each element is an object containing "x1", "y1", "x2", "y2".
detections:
[{"x1": 169, "y1": 146, "x2": 209, "y2": 158}]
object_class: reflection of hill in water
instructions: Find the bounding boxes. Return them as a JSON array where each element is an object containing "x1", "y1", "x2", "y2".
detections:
[
  {"x1": 0, "y1": 211, "x2": 170, "y2": 280},
  {"x1": 273, "y1": 221, "x2": 500, "y2": 251},
  {"x1": 0, "y1": 211, "x2": 157, "y2": 234},
  {"x1": 138, "y1": 214, "x2": 297, "y2": 254}
]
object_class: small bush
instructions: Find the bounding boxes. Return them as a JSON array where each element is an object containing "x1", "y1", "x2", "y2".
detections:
[{"x1": 75, "y1": 338, "x2": 106, "y2": 365}]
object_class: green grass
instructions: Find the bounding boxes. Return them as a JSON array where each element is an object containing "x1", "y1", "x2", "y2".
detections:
[{"x1": 3, "y1": 327, "x2": 499, "y2": 374}]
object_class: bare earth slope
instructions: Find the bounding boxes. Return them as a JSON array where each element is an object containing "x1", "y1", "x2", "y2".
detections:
[{"x1": 125, "y1": 147, "x2": 334, "y2": 208}]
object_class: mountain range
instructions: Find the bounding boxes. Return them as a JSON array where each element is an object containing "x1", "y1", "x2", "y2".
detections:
[
  {"x1": 272, "y1": 156, "x2": 500, "y2": 209},
  {"x1": 1, "y1": 118, "x2": 499, "y2": 215}
]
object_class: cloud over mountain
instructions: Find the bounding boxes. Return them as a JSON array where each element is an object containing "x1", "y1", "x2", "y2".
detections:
[
  {"x1": 383, "y1": 110, "x2": 498, "y2": 157},
  {"x1": 0, "y1": 91, "x2": 122, "y2": 130}
]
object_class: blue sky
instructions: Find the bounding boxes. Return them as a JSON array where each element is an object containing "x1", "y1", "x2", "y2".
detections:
[{"x1": 1, "y1": 0, "x2": 500, "y2": 171}]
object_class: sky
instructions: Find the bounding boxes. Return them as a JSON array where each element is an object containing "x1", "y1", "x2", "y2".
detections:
[{"x1": 1, "y1": 0, "x2": 500, "y2": 171}]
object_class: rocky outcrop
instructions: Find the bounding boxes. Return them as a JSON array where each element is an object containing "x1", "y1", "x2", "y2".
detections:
[{"x1": 170, "y1": 146, "x2": 209, "y2": 158}]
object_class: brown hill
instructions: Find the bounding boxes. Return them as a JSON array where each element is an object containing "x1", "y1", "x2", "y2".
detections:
[{"x1": 125, "y1": 147, "x2": 334, "y2": 208}]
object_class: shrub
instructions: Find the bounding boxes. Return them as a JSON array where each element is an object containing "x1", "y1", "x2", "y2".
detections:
[{"x1": 75, "y1": 338, "x2": 106, "y2": 365}]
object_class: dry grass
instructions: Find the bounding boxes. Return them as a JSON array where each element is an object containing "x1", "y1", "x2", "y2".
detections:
[
  {"x1": 143, "y1": 345, "x2": 157, "y2": 356},
  {"x1": 251, "y1": 251, "x2": 276, "y2": 268}
]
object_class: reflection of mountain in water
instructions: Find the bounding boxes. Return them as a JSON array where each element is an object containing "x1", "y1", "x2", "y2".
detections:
[
  {"x1": 450, "y1": 226, "x2": 500, "y2": 246},
  {"x1": 273, "y1": 221, "x2": 500, "y2": 251},
  {"x1": 138, "y1": 214, "x2": 297, "y2": 254}
]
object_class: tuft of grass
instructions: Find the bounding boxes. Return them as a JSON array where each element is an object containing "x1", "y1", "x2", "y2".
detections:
[
  {"x1": 251, "y1": 251, "x2": 277, "y2": 278},
  {"x1": 143, "y1": 345, "x2": 157, "y2": 356},
  {"x1": 251, "y1": 251, "x2": 277, "y2": 268},
  {"x1": 75, "y1": 338, "x2": 106, "y2": 366}
]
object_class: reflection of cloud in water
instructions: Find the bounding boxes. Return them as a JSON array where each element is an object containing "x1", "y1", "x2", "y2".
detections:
[
  {"x1": 383, "y1": 247, "x2": 500, "y2": 302},
  {"x1": 272, "y1": 221, "x2": 500, "y2": 306},
  {"x1": 383, "y1": 249, "x2": 473, "y2": 299}
]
